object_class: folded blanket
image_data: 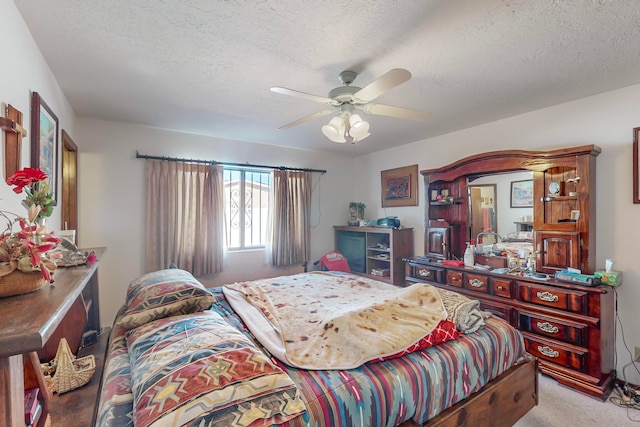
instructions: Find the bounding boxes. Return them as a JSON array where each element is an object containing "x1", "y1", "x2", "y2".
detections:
[
  {"x1": 224, "y1": 272, "x2": 448, "y2": 370},
  {"x1": 436, "y1": 287, "x2": 490, "y2": 334}
]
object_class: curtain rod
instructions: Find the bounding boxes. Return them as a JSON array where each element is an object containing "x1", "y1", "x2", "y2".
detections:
[{"x1": 135, "y1": 151, "x2": 326, "y2": 174}]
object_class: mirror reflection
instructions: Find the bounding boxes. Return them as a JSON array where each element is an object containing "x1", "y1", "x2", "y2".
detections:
[{"x1": 469, "y1": 171, "x2": 533, "y2": 248}]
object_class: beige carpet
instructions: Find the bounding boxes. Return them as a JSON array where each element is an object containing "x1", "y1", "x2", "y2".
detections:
[{"x1": 515, "y1": 374, "x2": 640, "y2": 426}]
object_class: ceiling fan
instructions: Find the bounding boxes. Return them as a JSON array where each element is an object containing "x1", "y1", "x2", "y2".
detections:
[{"x1": 271, "y1": 68, "x2": 431, "y2": 144}]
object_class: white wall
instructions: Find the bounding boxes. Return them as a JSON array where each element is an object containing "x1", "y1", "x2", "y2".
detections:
[
  {"x1": 75, "y1": 118, "x2": 354, "y2": 325},
  {"x1": 0, "y1": 0, "x2": 76, "y2": 221},
  {"x1": 353, "y1": 84, "x2": 640, "y2": 385}
]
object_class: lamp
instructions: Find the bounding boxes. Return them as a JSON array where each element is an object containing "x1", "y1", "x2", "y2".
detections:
[
  {"x1": 321, "y1": 116, "x2": 346, "y2": 143},
  {"x1": 322, "y1": 111, "x2": 371, "y2": 144}
]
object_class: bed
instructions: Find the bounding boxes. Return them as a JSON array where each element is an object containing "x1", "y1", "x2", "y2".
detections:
[{"x1": 95, "y1": 269, "x2": 537, "y2": 427}]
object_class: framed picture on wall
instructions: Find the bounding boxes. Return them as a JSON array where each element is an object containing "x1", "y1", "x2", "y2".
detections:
[
  {"x1": 510, "y1": 179, "x2": 533, "y2": 208},
  {"x1": 381, "y1": 164, "x2": 419, "y2": 207},
  {"x1": 634, "y1": 127, "x2": 640, "y2": 204},
  {"x1": 30, "y1": 92, "x2": 59, "y2": 205}
]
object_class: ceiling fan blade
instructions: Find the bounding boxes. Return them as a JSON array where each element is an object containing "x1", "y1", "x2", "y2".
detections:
[
  {"x1": 362, "y1": 103, "x2": 431, "y2": 121},
  {"x1": 271, "y1": 87, "x2": 333, "y2": 104},
  {"x1": 278, "y1": 109, "x2": 334, "y2": 129},
  {"x1": 352, "y1": 68, "x2": 411, "y2": 103}
]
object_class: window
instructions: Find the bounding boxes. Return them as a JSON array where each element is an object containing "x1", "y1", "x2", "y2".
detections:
[{"x1": 223, "y1": 168, "x2": 271, "y2": 250}]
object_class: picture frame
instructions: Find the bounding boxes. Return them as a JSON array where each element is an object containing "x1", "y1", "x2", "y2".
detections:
[
  {"x1": 30, "y1": 92, "x2": 59, "y2": 205},
  {"x1": 510, "y1": 179, "x2": 533, "y2": 208},
  {"x1": 634, "y1": 127, "x2": 640, "y2": 204},
  {"x1": 570, "y1": 210, "x2": 580, "y2": 220},
  {"x1": 381, "y1": 164, "x2": 418, "y2": 207}
]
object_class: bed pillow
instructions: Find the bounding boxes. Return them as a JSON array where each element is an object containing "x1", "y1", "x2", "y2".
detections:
[
  {"x1": 116, "y1": 268, "x2": 214, "y2": 330},
  {"x1": 373, "y1": 319, "x2": 460, "y2": 362},
  {"x1": 126, "y1": 311, "x2": 306, "y2": 427}
]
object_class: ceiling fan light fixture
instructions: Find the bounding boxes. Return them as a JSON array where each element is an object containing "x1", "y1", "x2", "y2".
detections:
[
  {"x1": 322, "y1": 116, "x2": 346, "y2": 143},
  {"x1": 349, "y1": 114, "x2": 370, "y2": 139}
]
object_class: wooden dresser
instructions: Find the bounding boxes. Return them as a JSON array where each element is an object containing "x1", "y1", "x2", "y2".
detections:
[
  {"x1": 409, "y1": 145, "x2": 614, "y2": 399},
  {"x1": 0, "y1": 248, "x2": 104, "y2": 427},
  {"x1": 405, "y1": 259, "x2": 615, "y2": 400}
]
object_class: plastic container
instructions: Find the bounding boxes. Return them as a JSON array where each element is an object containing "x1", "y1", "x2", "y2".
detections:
[{"x1": 464, "y1": 242, "x2": 475, "y2": 267}]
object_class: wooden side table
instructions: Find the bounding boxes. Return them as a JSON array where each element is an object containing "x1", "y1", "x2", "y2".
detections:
[{"x1": 0, "y1": 248, "x2": 104, "y2": 427}]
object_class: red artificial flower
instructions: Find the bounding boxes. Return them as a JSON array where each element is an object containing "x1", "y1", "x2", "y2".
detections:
[
  {"x1": 6, "y1": 168, "x2": 48, "y2": 194},
  {"x1": 86, "y1": 251, "x2": 97, "y2": 264}
]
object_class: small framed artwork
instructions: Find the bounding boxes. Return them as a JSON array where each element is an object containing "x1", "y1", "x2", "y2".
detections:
[
  {"x1": 381, "y1": 164, "x2": 418, "y2": 207},
  {"x1": 30, "y1": 92, "x2": 59, "y2": 205},
  {"x1": 510, "y1": 179, "x2": 534, "y2": 208},
  {"x1": 570, "y1": 210, "x2": 580, "y2": 220},
  {"x1": 634, "y1": 127, "x2": 640, "y2": 203},
  {"x1": 430, "y1": 189, "x2": 438, "y2": 201}
]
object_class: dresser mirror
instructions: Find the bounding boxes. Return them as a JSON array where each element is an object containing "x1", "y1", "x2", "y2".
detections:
[
  {"x1": 422, "y1": 145, "x2": 599, "y2": 273},
  {"x1": 469, "y1": 171, "x2": 533, "y2": 243}
]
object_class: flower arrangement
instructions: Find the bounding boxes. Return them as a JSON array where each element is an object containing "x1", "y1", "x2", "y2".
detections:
[{"x1": 0, "y1": 168, "x2": 60, "y2": 282}]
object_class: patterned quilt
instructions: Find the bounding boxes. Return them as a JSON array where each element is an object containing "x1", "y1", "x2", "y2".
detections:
[{"x1": 96, "y1": 286, "x2": 527, "y2": 427}]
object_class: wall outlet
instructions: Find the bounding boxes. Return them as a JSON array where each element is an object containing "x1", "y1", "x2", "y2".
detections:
[{"x1": 635, "y1": 347, "x2": 640, "y2": 362}]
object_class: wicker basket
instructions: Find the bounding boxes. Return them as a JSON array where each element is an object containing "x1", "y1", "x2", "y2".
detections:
[
  {"x1": 51, "y1": 338, "x2": 96, "y2": 394},
  {"x1": 0, "y1": 270, "x2": 47, "y2": 297}
]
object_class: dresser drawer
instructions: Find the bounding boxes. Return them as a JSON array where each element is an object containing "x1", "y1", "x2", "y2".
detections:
[
  {"x1": 492, "y1": 277, "x2": 513, "y2": 298},
  {"x1": 518, "y1": 310, "x2": 588, "y2": 346},
  {"x1": 523, "y1": 333, "x2": 588, "y2": 372},
  {"x1": 465, "y1": 273, "x2": 489, "y2": 293},
  {"x1": 518, "y1": 282, "x2": 588, "y2": 314},
  {"x1": 446, "y1": 271, "x2": 463, "y2": 288},
  {"x1": 407, "y1": 264, "x2": 444, "y2": 283},
  {"x1": 480, "y1": 300, "x2": 514, "y2": 325}
]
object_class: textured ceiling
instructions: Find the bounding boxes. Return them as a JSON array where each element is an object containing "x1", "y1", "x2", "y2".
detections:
[{"x1": 13, "y1": 0, "x2": 640, "y2": 156}]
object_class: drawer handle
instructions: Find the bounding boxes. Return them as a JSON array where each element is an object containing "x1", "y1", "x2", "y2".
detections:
[
  {"x1": 497, "y1": 285, "x2": 505, "y2": 290},
  {"x1": 419, "y1": 270, "x2": 431, "y2": 277},
  {"x1": 469, "y1": 279, "x2": 484, "y2": 288},
  {"x1": 537, "y1": 321, "x2": 559, "y2": 334},
  {"x1": 536, "y1": 291, "x2": 559, "y2": 302},
  {"x1": 537, "y1": 345, "x2": 559, "y2": 358}
]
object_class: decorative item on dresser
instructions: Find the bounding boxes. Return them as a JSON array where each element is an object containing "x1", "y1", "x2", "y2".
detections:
[
  {"x1": 0, "y1": 167, "x2": 61, "y2": 297},
  {"x1": 408, "y1": 144, "x2": 614, "y2": 400}
]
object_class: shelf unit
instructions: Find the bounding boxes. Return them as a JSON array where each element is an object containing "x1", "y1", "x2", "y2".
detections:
[{"x1": 334, "y1": 226, "x2": 413, "y2": 286}]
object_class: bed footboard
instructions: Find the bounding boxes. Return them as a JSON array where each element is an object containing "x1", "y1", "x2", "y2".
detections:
[{"x1": 399, "y1": 357, "x2": 539, "y2": 427}]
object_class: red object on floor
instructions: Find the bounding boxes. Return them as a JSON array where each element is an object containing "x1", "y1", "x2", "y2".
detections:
[{"x1": 317, "y1": 250, "x2": 351, "y2": 273}]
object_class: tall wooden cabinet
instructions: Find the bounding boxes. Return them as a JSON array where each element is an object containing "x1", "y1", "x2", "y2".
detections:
[{"x1": 334, "y1": 226, "x2": 413, "y2": 286}]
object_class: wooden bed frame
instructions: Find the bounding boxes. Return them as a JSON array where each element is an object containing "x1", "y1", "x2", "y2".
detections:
[{"x1": 400, "y1": 358, "x2": 538, "y2": 427}]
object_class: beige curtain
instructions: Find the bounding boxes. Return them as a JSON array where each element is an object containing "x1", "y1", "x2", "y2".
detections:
[
  {"x1": 269, "y1": 170, "x2": 312, "y2": 266},
  {"x1": 145, "y1": 160, "x2": 224, "y2": 275}
]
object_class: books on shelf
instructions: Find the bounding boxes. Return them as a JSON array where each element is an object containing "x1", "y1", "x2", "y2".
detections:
[{"x1": 24, "y1": 387, "x2": 42, "y2": 426}]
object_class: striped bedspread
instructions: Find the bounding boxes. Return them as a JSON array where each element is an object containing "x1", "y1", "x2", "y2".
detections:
[{"x1": 96, "y1": 287, "x2": 527, "y2": 427}]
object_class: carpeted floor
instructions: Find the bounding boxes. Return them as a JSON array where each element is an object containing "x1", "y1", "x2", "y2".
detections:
[{"x1": 514, "y1": 374, "x2": 640, "y2": 426}]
